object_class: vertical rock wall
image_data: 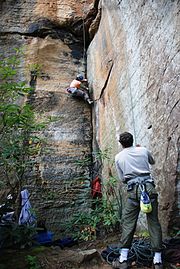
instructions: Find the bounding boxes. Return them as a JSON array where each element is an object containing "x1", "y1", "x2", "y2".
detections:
[
  {"x1": 1, "y1": 0, "x2": 179, "y2": 236},
  {"x1": 87, "y1": 0, "x2": 180, "y2": 235},
  {"x1": 25, "y1": 36, "x2": 93, "y2": 236},
  {"x1": 0, "y1": 0, "x2": 97, "y2": 235}
]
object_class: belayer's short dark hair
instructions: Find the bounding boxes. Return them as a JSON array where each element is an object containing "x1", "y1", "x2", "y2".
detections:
[{"x1": 119, "y1": 132, "x2": 133, "y2": 148}]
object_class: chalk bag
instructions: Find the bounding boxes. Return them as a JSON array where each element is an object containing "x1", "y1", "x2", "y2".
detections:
[{"x1": 139, "y1": 184, "x2": 152, "y2": 213}]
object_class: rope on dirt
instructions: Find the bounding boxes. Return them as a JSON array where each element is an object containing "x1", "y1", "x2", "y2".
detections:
[
  {"x1": 102, "y1": 238, "x2": 153, "y2": 266},
  {"x1": 129, "y1": 239, "x2": 153, "y2": 266}
]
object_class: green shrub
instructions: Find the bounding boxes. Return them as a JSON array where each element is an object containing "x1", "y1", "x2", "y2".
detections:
[
  {"x1": 63, "y1": 176, "x2": 122, "y2": 241},
  {"x1": 0, "y1": 49, "x2": 45, "y2": 202},
  {"x1": 26, "y1": 255, "x2": 40, "y2": 269},
  {"x1": 0, "y1": 49, "x2": 45, "y2": 248}
]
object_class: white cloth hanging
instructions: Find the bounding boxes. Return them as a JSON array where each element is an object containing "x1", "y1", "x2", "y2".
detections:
[{"x1": 18, "y1": 189, "x2": 36, "y2": 225}]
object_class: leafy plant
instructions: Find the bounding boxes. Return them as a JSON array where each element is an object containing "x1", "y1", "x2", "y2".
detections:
[
  {"x1": 64, "y1": 178, "x2": 121, "y2": 242},
  {"x1": 28, "y1": 63, "x2": 43, "y2": 77},
  {"x1": 0, "y1": 223, "x2": 37, "y2": 249},
  {"x1": 64, "y1": 198, "x2": 120, "y2": 241},
  {"x1": 0, "y1": 50, "x2": 31, "y2": 103},
  {"x1": 92, "y1": 148, "x2": 111, "y2": 162},
  {"x1": 0, "y1": 49, "x2": 46, "y2": 205},
  {"x1": 26, "y1": 255, "x2": 40, "y2": 269},
  {"x1": 65, "y1": 148, "x2": 122, "y2": 241},
  {"x1": 75, "y1": 156, "x2": 92, "y2": 168},
  {"x1": 103, "y1": 175, "x2": 123, "y2": 220}
]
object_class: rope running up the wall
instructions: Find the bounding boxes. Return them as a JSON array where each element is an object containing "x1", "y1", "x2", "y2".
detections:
[
  {"x1": 124, "y1": 45, "x2": 137, "y2": 145},
  {"x1": 79, "y1": 0, "x2": 87, "y2": 75}
]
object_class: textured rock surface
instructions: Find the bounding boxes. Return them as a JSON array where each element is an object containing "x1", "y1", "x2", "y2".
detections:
[
  {"x1": 25, "y1": 36, "x2": 93, "y2": 235},
  {"x1": 0, "y1": 0, "x2": 179, "y2": 237},
  {"x1": 87, "y1": 0, "x2": 180, "y2": 235},
  {"x1": 0, "y1": 0, "x2": 98, "y2": 235},
  {"x1": 0, "y1": 0, "x2": 99, "y2": 39}
]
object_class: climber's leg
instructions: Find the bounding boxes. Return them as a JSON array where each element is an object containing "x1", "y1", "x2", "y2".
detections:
[{"x1": 84, "y1": 92, "x2": 93, "y2": 104}]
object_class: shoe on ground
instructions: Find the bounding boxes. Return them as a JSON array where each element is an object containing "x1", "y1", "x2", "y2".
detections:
[
  {"x1": 112, "y1": 259, "x2": 128, "y2": 269},
  {"x1": 154, "y1": 263, "x2": 163, "y2": 269}
]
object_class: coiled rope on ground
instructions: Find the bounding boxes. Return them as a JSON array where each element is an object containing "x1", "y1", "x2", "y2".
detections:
[{"x1": 103, "y1": 238, "x2": 153, "y2": 266}]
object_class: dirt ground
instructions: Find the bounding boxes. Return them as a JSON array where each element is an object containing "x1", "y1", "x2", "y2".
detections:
[
  {"x1": 0, "y1": 234, "x2": 116, "y2": 269},
  {"x1": 0, "y1": 234, "x2": 179, "y2": 269}
]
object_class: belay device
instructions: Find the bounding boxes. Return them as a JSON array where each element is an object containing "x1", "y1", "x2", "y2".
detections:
[{"x1": 139, "y1": 184, "x2": 152, "y2": 213}]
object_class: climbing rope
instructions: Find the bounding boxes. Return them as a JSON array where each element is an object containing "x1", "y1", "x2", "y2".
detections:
[
  {"x1": 124, "y1": 46, "x2": 137, "y2": 145},
  {"x1": 116, "y1": 0, "x2": 137, "y2": 144},
  {"x1": 90, "y1": 0, "x2": 138, "y2": 143},
  {"x1": 82, "y1": 12, "x2": 86, "y2": 68},
  {"x1": 78, "y1": 0, "x2": 87, "y2": 75},
  {"x1": 129, "y1": 239, "x2": 153, "y2": 266},
  {"x1": 102, "y1": 238, "x2": 153, "y2": 266}
]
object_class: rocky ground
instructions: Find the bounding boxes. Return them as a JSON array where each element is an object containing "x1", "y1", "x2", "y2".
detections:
[
  {"x1": 0, "y1": 234, "x2": 115, "y2": 269},
  {"x1": 0, "y1": 233, "x2": 179, "y2": 269}
]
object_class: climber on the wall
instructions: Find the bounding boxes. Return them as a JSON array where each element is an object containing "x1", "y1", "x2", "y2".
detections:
[{"x1": 66, "y1": 74, "x2": 93, "y2": 105}]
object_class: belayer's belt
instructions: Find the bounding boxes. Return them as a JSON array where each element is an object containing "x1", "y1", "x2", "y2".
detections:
[{"x1": 126, "y1": 175, "x2": 154, "y2": 186}]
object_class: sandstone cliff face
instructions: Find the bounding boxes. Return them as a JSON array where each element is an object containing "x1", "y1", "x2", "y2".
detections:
[
  {"x1": 0, "y1": 0, "x2": 179, "y2": 236},
  {"x1": 0, "y1": 0, "x2": 97, "y2": 235},
  {"x1": 87, "y1": 0, "x2": 180, "y2": 235}
]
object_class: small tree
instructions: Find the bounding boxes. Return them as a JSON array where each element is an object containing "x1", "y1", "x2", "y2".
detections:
[{"x1": 0, "y1": 49, "x2": 44, "y2": 218}]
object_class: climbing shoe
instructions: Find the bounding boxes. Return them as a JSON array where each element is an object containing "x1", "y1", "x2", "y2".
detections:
[
  {"x1": 87, "y1": 99, "x2": 93, "y2": 104},
  {"x1": 112, "y1": 259, "x2": 129, "y2": 269},
  {"x1": 153, "y1": 263, "x2": 163, "y2": 269}
]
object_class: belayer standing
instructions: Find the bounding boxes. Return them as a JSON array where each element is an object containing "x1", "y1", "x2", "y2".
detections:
[
  {"x1": 113, "y1": 132, "x2": 163, "y2": 269},
  {"x1": 67, "y1": 74, "x2": 93, "y2": 104}
]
